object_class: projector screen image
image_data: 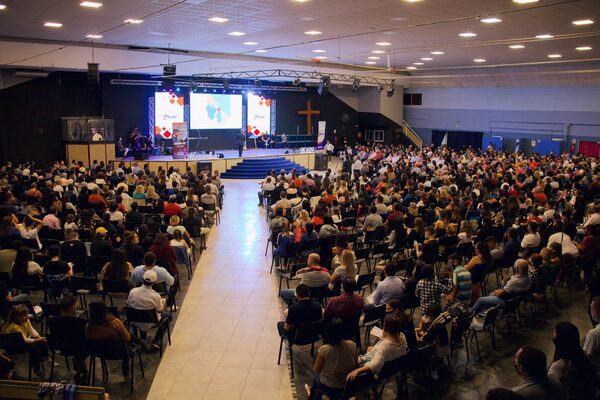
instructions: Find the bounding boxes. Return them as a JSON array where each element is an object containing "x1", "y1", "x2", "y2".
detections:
[
  {"x1": 247, "y1": 93, "x2": 271, "y2": 136},
  {"x1": 190, "y1": 93, "x2": 242, "y2": 129},
  {"x1": 154, "y1": 91, "x2": 184, "y2": 139}
]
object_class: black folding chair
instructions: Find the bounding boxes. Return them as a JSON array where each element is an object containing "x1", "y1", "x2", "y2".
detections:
[
  {"x1": 125, "y1": 307, "x2": 172, "y2": 357},
  {"x1": 102, "y1": 279, "x2": 131, "y2": 306},
  {"x1": 468, "y1": 304, "x2": 502, "y2": 360},
  {"x1": 277, "y1": 319, "x2": 325, "y2": 378},
  {"x1": 359, "y1": 304, "x2": 386, "y2": 340},
  {"x1": 88, "y1": 338, "x2": 144, "y2": 393},
  {"x1": 70, "y1": 276, "x2": 98, "y2": 309},
  {"x1": 0, "y1": 332, "x2": 34, "y2": 381},
  {"x1": 356, "y1": 271, "x2": 376, "y2": 296}
]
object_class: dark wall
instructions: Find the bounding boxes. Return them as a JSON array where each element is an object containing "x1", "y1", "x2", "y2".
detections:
[
  {"x1": 358, "y1": 112, "x2": 407, "y2": 146},
  {"x1": 0, "y1": 72, "x2": 102, "y2": 164}
]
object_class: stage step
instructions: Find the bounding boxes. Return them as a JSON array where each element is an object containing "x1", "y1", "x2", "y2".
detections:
[{"x1": 221, "y1": 157, "x2": 306, "y2": 179}]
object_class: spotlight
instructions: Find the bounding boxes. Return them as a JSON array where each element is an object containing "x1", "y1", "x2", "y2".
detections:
[
  {"x1": 223, "y1": 80, "x2": 229, "y2": 89},
  {"x1": 376, "y1": 84, "x2": 383, "y2": 93},
  {"x1": 352, "y1": 78, "x2": 360, "y2": 92},
  {"x1": 386, "y1": 83, "x2": 395, "y2": 97},
  {"x1": 254, "y1": 79, "x2": 262, "y2": 87},
  {"x1": 317, "y1": 75, "x2": 330, "y2": 96},
  {"x1": 292, "y1": 78, "x2": 301, "y2": 86}
]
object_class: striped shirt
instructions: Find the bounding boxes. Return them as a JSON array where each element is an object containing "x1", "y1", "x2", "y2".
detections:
[{"x1": 452, "y1": 266, "x2": 472, "y2": 306}]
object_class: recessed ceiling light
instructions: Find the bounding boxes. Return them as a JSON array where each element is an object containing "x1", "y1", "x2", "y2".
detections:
[
  {"x1": 474, "y1": 58, "x2": 486, "y2": 62},
  {"x1": 255, "y1": 49, "x2": 268, "y2": 53},
  {"x1": 365, "y1": 61, "x2": 377, "y2": 65},
  {"x1": 513, "y1": 0, "x2": 538, "y2": 3},
  {"x1": 44, "y1": 22, "x2": 63, "y2": 28},
  {"x1": 459, "y1": 32, "x2": 477, "y2": 37},
  {"x1": 243, "y1": 41, "x2": 258, "y2": 45},
  {"x1": 509, "y1": 44, "x2": 525, "y2": 49},
  {"x1": 406, "y1": 66, "x2": 417, "y2": 70},
  {"x1": 304, "y1": 30, "x2": 322, "y2": 35},
  {"x1": 0, "y1": 4, "x2": 6, "y2": 10},
  {"x1": 294, "y1": 0, "x2": 309, "y2": 2},
  {"x1": 87, "y1": 34, "x2": 102, "y2": 39},
  {"x1": 375, "y1": 42, "x2": 391, "y2": 46},
  {"x1": 413, "y1": 62, "x2": 424, "y2": 65},
  {"x1": 371, "y1": 50, "x2": 385, "y2": 54},
  {"x1": 80, "y1": 1, "x2": 102, "y2": 8},
  {"x1": 312, "y1": 49, "x2": 326, "y2": 53},
  {"x1": 576, "y1": 46, "x2": 592, "y2": 51},
  {"x1": 572, "y1": 19, "x2": 594, "y2": 26},
  {"x1": 481, "y1": 17, "x2": 502, "y2": 23},
  {"x1": 383, "y1": 31, "x2": 397, "y2": 35},
  {"x1": 315, "y1": 56, "x2": 327, "y2": 59},
  {"x1": 404, "y1": 0, "x2": 423, "y2": 2},
  {"x1": 431, "y1": 51, "x2": 444, "y2": 55},
  {"x1": 208, "y1": 17, "x2": 229, "y2": 23},
  {"x1": 421, "y1": 57, "x2": 433, "y2": 61},
  {"x1": 547, "y1": 54, "x2": 562, "y2": 58},
  {"x1": 300, "y1": 17, "x2": 316, "y2": 21},
  {"x1": 228, "y1": 31, "x2": 246, "y2": 36},
  {"x1": 536, "y1": 34, "x2": 553, "y2": 39},
  {"x1": 368, "y1": 56, "x2": 380, "y2": 60},
  {"x1": 391, "y1": 17, "x2": 408, "y2": 21},
  {"x1": 124, "y1": 19, "x2": 143, "y2": 24}
]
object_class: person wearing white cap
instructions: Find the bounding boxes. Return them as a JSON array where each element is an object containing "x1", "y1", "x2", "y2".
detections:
[{"x1": 126, "y1": 268, "x2": 171, "y2": 347}]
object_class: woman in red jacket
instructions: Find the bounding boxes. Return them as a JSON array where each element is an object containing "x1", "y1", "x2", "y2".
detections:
[{"x1": 149, "y1": 233, "x2": 177, "y2": 275}]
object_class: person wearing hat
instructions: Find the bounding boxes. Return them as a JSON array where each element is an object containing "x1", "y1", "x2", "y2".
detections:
[
  {"x1": 90, "y1": 227, "x2": 115, "y2": 258},
  {"x1": 126, "y1": 269, "x2": 171, "y2": 348},
  {"x1": 130, "y1": 251, "x2": 174, "y2": 290}
]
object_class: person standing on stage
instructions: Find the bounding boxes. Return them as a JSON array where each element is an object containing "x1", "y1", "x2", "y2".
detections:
[
  {"x1": 281, "y1": 133, "x2": 288, "y2": 149},
  {"x1": 237, "y1": 130, "x2": 246, "y2": 157}
]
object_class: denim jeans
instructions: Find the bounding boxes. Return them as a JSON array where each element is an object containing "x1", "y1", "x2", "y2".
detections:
[
  {"x1": 280, "y1": 289, "x2": 296, "y2": 306},
  {"x1": 472, "y1": 295, "x2": 505, "y2": 314},
  {"x1": 308, "y1": 374, "x2": 344, "y2": 400}
]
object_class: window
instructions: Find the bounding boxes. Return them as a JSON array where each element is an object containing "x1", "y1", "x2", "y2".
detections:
[
  {"x1": 403, "y1": 93, "x2": 422, "y2": 106},
  {"x1": 365, "y1": 129, "x2": 385, "y2": 142}
]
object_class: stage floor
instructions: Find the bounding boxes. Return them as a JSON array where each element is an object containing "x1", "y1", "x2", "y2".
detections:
[{"x1": 116, "y1": 148, "x2": 302, "y2": 162}]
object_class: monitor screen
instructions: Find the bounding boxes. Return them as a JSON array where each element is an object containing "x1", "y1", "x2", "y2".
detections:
[{"x1": 190, "y1": 93, "x2": 242, "y2": 130}]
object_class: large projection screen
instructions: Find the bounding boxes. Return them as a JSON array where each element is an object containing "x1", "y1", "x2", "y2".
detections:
[
  {"x1": 154, "y1": 91, "x2": 184, "y2": 139},
  {"x1": 190, "y1": 93, "x2": 242, "y2": 129}
]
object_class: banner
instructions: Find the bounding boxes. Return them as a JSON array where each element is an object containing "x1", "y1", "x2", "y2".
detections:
[
  {"x1": 155, "y1": 91, "x2": 184, "y2": 139},
  {"x1": 171, "y1": 122, "x2": 188, "y2": 159},
  {"x1": 317, "y1": 121, "x2": 326, "y2": 150},
  {"x1": 247, "y1": 93, "x2": 271, "y2": 136}
]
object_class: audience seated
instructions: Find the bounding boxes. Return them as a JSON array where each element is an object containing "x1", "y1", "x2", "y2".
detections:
[
  {"x1": 371, "y1": 263, "x2": 406, "y2": 306},
  {"x1": 472, "y1": 259, "x2": 531, "y2": 314},
  {"x1": 130, "y1": 252, "x2": 174, "y2": 289},
  {"x1": 280, "y1": 253, "x2": 330, "y2": 304}
]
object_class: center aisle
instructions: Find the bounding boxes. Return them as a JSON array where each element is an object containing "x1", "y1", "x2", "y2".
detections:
[{"x1": 147, "y1": 180, "x2": 293, "y2": 400}]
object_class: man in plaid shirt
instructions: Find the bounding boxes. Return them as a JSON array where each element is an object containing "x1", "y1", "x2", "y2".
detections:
[{"x1": 415, "y1": 264, "x2": 452, "y2": 314}]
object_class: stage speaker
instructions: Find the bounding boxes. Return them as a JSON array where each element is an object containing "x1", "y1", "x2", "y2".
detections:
[
  {"x1": 314, "y1": 154, "x2": 329, "y2": 171},
  {"x1": 87, "y1": 63, "x2": 99, "y2": 84},
  {"x1": 163, "y1": 64, "x2": 176, "y2": 87},
  {"x1": 197, "y1": 161, "x2": 212, "y2": 175}
]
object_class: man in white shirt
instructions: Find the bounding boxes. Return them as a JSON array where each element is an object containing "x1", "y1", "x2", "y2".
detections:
[
  {"x1": 126, "y1": 270, "x2": 171, "y2": 347},
  {"x1": 584, "y1": 205, "x2": 600, "y2": 228},
  {"x1": 258, "y1": 176, "x2": 275, "y2": 207},
  {"x1": 584, "y1": 297, "x2": 600, "y2": 366},
  {"x1": 519, "y1": 222, "x2": 541, "y2": 257}
]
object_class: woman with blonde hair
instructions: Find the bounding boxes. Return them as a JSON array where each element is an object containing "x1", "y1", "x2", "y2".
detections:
[
  {"x1": 132, "y1": 184, "x2": 146, "y2": 200},
  {"x1": 294, "y1": 209, "x2": 310, "y2": 229},
  {"x1": 330, "y1": 249, "x2": 358, "y2": 288}
]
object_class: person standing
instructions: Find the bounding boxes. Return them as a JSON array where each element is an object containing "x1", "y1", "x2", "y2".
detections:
[{"x1": 237, "y1": 130, "x2": 246, "y2": 157}]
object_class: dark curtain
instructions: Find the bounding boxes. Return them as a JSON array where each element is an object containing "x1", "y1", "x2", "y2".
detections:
[
  {"x1": 431, "y1": 130, "x2": 446, "y2": 147},
  {"x1": 432, "y1": 130, "x2": 483, "y2": 150}
]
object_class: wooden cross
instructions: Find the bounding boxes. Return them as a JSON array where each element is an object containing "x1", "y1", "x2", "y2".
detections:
[{"x1": 297, "y1": 100, "x2": 320, "y2": 135}]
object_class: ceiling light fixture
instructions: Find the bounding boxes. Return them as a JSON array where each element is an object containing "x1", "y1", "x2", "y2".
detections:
[
  {"x1": 352, "y1": 78, "x2": 360, "y2": 92},
  {"x1": 80, "y1": 1, "x2": 102, "y2": 8},
  {"x1": 87, "y1": 34, "x2": 102, "y2": 39},
  {"x1": 404, "y1": 0, "x2": 423, "y2": 2},
  {"x1": 386, "y1": 83, "x2": 395, "y2": 98},
  {"x1": 377, "y1": 84, "x2": 384, "y2": 92},
  {"x1": 304, "y1": 30, "x2": 322, "y2": 35},
  {"x1": 474, "y1": 58, "x2": 486, "y2": 62},
  {"x1": 375, "y1": 42, "x2": 391, "y2": 46},
  {"x1": 459, "y1": 32, "x2": 477, "y2": 37},
  {"x1": 413, "y1": 62, "x2": 424, "y2": 65},
  {"x1": 292, "y1": 78, "x2": 301, "y2": 86},
  {"x1": 547, "y1": 54, "x2": 562, "y2": 58},
  {"x1": 243, "y1": 41, "x2": 258, "y2": 45},
  {"x1": 365, "y1": 61, "x2": 377, "y2": 65},
  {"x1": 481, "y1": 17, "x2": 502, "y2": 23},
  {"x1": 294, "y1": 0, "x2": 309, "y2": 2},
  {"x1": 368, "y1": 56, "x2": 380, "y2": 60},
  {"x1": 0, "y1": 4, "x2": 6, "y2": 10},
  {"x1": 371, "y1": 50, "x2": 385, "y2": 54},
  {"x1": 576, "y1": 46, "x2": 592, "y2": 51},
  {"x1": 315, "y1": 56, "x2": 327, "y2": 59},
  {"x1": 513, "y1": 0, "x2": 538, "y2": 3},
  {"x1": 312, "y1": 49, "x2": 326, "y2": 53},
  {"x1": 510, "y1": 44, "x2": 525, "y2": 49},
  {"x1": 421, "y1": 57, "x2": 433, "y2": 61},
  {"x1": 44, "y1": 22, "x2": 63, "y2": 28},
  {"x1": 255, "y1": 49, "x2": 268, "y2": 53},
  {"x1": 431, "y1": 51, "x2": 444, "y2": 55},
  {"x1": 406, "y1": 66, "x2": 417, "y2": 70},
  {"x1": 228, "y1": 31, "x2": 246, "y2": 36},
  {"x1": 572, "y1": 19, "x2": 594, "y2": 25},
  {"x1": 124, "y1": 19, "x2": 143, "y2": 24},
  {"x1": 536, "y1": 34, "x2": 553, "y2": 39},
  {"x1": 208, "y1": 17, "x2": 229, "y2": 23}
]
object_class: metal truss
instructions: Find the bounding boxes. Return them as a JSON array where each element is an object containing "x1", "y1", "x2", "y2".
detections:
[{"x1": 191, "y1": 69, "x2": 395, "y2": 86}]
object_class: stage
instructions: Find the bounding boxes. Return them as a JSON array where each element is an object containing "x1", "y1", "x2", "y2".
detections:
[{"x1": 111, "y1": 148, "x2": 319, "y2": 176}]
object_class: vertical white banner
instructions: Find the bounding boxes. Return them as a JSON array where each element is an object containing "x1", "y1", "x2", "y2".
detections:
[{"x1": 317, "y1": 121, "x2": 326, "y2": 150}]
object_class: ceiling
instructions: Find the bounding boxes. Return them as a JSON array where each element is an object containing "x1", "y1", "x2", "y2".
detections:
[{"x1": 0, "y1": 0, "x2": 599, "y2": 87}]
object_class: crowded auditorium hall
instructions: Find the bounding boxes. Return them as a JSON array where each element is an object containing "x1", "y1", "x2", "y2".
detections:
[{"x1": 0, "y1": 1, "x2": 599, "y2": 399}]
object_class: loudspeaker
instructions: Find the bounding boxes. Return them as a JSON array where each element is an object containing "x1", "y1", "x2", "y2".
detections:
[
  {"x1": 163, "y1": 64, "x2": 176, "y2": 87},
  {"x1": 197, "y1": 161, "x2": 212, "y2": 175},
  {"x1": 314, "y1": 154, "x2": 329, "y2": 171},
  {"x1": 87, "y1": 63, "x2": 99, "y2": 84}
]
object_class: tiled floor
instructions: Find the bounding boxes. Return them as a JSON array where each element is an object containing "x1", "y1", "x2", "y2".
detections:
[{"x1": 147, "y1": 179, "x2": 293, "y2": 400}]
